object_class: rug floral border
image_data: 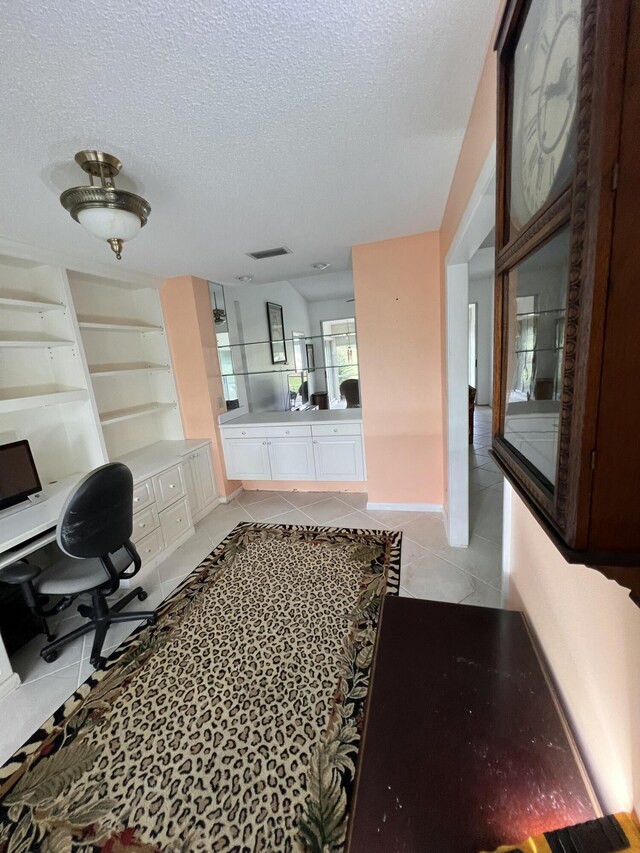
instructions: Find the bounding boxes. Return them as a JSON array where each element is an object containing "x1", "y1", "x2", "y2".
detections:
[{"x1": 0, "y1": 521, "x2": 402, "y2": 852}]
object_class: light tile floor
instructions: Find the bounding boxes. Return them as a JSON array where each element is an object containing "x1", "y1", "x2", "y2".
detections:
[{"x1": 0, "y1": 424, "x2": 504, "y2": 762}]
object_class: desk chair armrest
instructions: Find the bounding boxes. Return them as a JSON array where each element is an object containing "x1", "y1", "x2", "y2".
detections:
[
  {"x1": 0, "y1": 560, "x2": 42, "y2": 585},
  {"x1": 118, "y1": 540, "x2": 142, "y2": 580}
]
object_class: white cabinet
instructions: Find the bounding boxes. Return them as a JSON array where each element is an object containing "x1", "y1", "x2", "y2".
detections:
[
  {"x1": 313, "y1": 435, "x2": 365, "y2": 481},
  {"x1": 224, "y1": 437, "x2": 272, "y2": 480},
  {"x1": 152, "y1": 464, "x2": 186, "y2": 511},
  {"x1": 268, "y1": 437, "x2": 315, "y2": 480},
  {"x1": 182, "y1": 444, "x2": 218, "y2": 522},
  {"x1": 220, "y1": 419, "x2": 365, "y2": 483}
]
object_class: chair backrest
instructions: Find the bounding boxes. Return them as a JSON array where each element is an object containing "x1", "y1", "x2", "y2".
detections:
[
  {"x1": 57, "y1": 463, "x2": 135, "y2": 559},
  {"x1": 299, "y1": 380, "x2": 309, "y2": 403},
  {"x1": 340, "y1": 378, "x2": 360, "y2": 408}
]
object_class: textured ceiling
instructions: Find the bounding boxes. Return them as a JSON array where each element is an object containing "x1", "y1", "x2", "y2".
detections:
[{"x1": 0, "y1": 0, "x2": 499, "y2": 285}]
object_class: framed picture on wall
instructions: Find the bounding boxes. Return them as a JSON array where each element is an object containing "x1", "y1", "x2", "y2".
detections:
[
  {"x1": 266, "y1": 302, "x2": 287, "y2": 364},
  {"x1": 306, "y1": 343, "x2": 315, "y2": 371}
]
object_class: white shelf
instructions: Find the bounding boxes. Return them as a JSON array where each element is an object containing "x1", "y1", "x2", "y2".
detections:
[
  {"x1": 78, "y1": 317, "x2": 163, "y2": 333},
  {"x1": 0, "y1": 296, "x2": 66, "y2": 312},
  {"x1": 100, "y1": 402, "x2": 175, "y2": 426},
  {"x1": 0, "y1": 387, "x2": 88, "y2": 414},
  {"x1": 0, "y1": 335, "x2": 75, "y2": 348},
  {"x1": 89, "y1": 363, "x2": 171, "y2": 377}
]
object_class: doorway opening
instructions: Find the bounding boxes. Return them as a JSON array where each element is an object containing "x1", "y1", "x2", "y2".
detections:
[{"x1": 445, "y1": 143, "x2": 499, "y2": 548}]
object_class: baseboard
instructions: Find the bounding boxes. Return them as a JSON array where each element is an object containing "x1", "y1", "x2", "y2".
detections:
[
  {"x1": 366, "y1": 502, "x2": 443, "y2": 513},
  {"x1": 219, "y1": 486, "x2": 243, "y2": 504}
]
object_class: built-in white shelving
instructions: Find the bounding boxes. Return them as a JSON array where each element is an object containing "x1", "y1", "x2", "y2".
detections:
[
  {"x1": 89, "y1": 363, "x2": 170, "y2": 377},
  {"x1": 0, "y1": 387, "x2": 88, "y2": 414},
  {"x1": 0, "y1": 252, "x2": 184, "y2": 477},
  {"x1": 0, "y1": 296, "x2": 66, "y2": 312},
  {"x1": 0, "y1": 259, "x2": 106, "y2": 485},
  {"x1": 99, "y1": 402, "x2": 176, "y2": 426},
  {"x1": 78, "y1": 318, "x2": 163, "y2": 333},
  {"x1": 68, "y1": 271, "x2": 183, "y2": 460},
  {"x1": 0, "y1": 335, "x2": 74, "y2": 348}
]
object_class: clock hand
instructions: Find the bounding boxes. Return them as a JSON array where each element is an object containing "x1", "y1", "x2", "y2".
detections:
[{"x1": 545, "y1": 57, "x2": 574, "y2": 100}]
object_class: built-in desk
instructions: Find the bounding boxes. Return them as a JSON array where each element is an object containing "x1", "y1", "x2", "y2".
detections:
[
  {"x1": 0, "y1": 439, "x2": 219, "y2": 698},
  {"x1": 347, "y1": 597, "x2": 600, "y2": 852}
]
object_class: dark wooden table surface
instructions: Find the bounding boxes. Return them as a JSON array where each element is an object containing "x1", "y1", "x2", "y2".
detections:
[{"x1": 347, "y1": 597, "x2": 600, "y2": 852}]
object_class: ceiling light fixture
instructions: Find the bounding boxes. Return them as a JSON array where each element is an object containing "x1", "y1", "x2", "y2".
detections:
[
  {"x1": 59, "y1": 150, "x2": 151, "y2": 261},
  {"x1": 311, "y1": 262, "x2": 330, "y2": 271},
  {"x1": 236, "y1": 275, "x2": 253, "y2": 282}
]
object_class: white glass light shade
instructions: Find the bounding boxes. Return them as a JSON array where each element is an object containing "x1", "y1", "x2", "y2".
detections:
[{"x1": 77, "y1": 207, "x2": 141, "y2": 242}]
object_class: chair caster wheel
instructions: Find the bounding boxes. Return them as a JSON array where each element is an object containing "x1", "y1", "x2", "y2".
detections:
[
  {"x1": 42, "y1": 650, "x2": 58, "y2": 664},
  {"x1": 137, "y1": 590, "x2": 148, "y2": 601},
  {"x1": 147, "y1": 614, "x2": 157, "y2": 626},
  {"x1": 90, "y1": 655, "x2": 106, "y2": 669}
]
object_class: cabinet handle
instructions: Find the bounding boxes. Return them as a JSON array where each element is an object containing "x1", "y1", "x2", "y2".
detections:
[
  {"x1": 285, "y1": 430, "x2": 290, "y2": 434},
  {"x1": 134, "y1": 497, "x2": 141, "y2": 503},
  {"x1": 333, "y1": 428, "x2": 338, "y2": 433},
  {"x1": 139, "y1": 522, "x2": 146, "y2": 528},
  {"x1": 145, "y1": 548, "x2": 152, "y2": 554},
  {"x1": 313, "y1": 440, "x2": 318, "y2": 444},
  {"x1": 169, "y1": 483, "x2": 176, "y2": 489},
  {"x1": 242, "y1": 431, "x2": 247, "y2": 435},
  {"x1": 262, "y1": 441, "x2": 267, "y2": 445},
  {"x1": 176, "y1": 517, "x2": 182, "y2": 523}
]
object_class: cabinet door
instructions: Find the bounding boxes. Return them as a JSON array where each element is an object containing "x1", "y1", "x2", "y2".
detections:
[
  {"x1": 313, "y1": 436, "x2": 364, "y2": 481},
  {"x1": 193, "y1": 445, "x2": 217, "y2": 506},
  {"x1": 268, "y1": 437, "x2": 315, "y2": 481},
  {"x1": 223, "y1": 438, "x2": 272, "y2": 480},
  {"x1": 182, "y1": 453, "x2": 199, "y2": 513}
]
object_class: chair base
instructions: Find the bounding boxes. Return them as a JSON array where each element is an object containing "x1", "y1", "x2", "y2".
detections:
[{"x1": 40, "y1": 585, "x2": 156, "y2": 668}]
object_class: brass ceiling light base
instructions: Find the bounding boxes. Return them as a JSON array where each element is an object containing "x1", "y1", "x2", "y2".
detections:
[
  {"x1": 108, "y1": 238, "x2": 124, "y2": 260},
  {"x1": 59, "y1": 150, "x2": 151, "y2": 261}
]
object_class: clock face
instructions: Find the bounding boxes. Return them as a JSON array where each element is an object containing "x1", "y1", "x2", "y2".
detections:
[{"x1": 510, "y1": 0, "x2": 582, "y2": 230}]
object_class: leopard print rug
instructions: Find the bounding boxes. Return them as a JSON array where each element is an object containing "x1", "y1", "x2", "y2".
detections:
[{"x1": 0, "y1": 521, "x2": 401, "y2": 852}]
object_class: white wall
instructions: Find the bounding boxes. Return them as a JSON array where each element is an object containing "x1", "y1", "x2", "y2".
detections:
[
  {"x1": 506, "y1": 491, "x2": 640, "y2": 815},
  {"x1": 468, "y1": 275, "x2": 494, "y2": 405}
]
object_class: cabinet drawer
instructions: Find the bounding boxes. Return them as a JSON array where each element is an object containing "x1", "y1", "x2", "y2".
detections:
[
  {"x1": 312, "y1": 423, "x2": 362, "y2": 437},
  {"x1": 131, "y1": 504, "x2": 160, "y2": 544},
  {"x1": 132, "y1": 479, "x2": 154, "y2": 512},
  {"x1": 221, "y1": 426, "x2": 268, "y2": 440},
  {"x1": 153, "y1": 464, "x2": 186, "y2": 511},
  {"x1": 264, "y1": 425, "x2": 311, "y2": 438},
  {"x1": 160, "y1": 497, "x2": 191, "y2": 548},
  {"x1": 136, "y1": 527, "x2": 164, "y2": 565}
]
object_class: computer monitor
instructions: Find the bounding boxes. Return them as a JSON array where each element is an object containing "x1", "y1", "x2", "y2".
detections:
[{"x1": 0, "y1": 440, "x2": 42, "y2": 511}]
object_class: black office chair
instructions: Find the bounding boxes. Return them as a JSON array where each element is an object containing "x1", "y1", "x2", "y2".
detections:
[
  {"x1": 1, "y1": 463, "x2": 156, "y2": 668},
  {"x1": 340, "y1": 378, "x2": 360, "y2": 408}
]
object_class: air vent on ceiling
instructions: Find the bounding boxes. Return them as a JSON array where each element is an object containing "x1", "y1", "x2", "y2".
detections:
[{"x1": 246, "y1": 246, "x2": 292, "y2": 260}]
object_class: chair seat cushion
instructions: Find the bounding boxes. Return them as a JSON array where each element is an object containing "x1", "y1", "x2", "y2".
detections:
[{"x1": 35, "y1": 557, "x2": 109, "y2": 595}]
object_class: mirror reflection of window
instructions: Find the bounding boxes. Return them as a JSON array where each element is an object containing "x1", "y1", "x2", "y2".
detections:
[
  {"x1": 321, "y1": 318, "x2": 359, "y2": 408},
  {"x1": 503, "y1": 228, "x2": 569, "y2": 487}
]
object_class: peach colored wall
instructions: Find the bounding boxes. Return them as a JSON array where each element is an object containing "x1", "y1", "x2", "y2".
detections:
[
  {"x1": 507, "y1": 491, "x2": 640, "y2": 814},
  {"x1": 352, "y1": 232, "x2": 443, "y2": 506},
  {"x1": 161, "y1": 275, "x2": 240, "y2": 498}
]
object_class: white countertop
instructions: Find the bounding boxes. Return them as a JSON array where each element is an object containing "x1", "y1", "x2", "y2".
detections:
[
  {"x1": 116, "y1": 439, "x2": 211, "y2": 482},
  {"x1": 219, "y1": 410, "x2": 362, "y2": 428}
]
